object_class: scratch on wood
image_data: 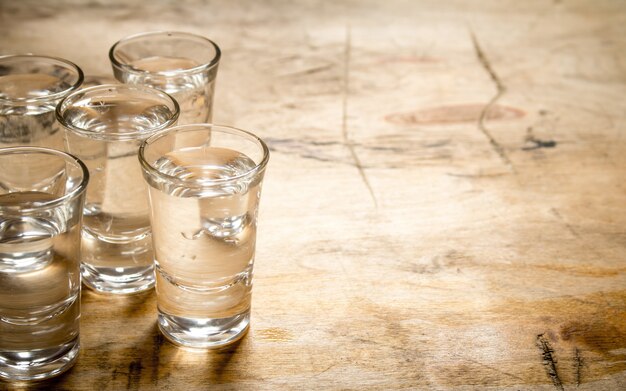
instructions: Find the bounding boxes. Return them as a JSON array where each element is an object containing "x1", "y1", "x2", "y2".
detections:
[
  {"x1": 461, "y1": 356, "x2": 526, "y2": 381},
  {"x1": 523, "y1": 127, "x2": 557, "y2": 150},
  {"x1": 523, "y1": 137, "x2": 557, "y2": 150},
  {"x1": 279, "y1": 63, "x2": 334, "y2": 78},
  {"x1": 446, "y1": 172, "x2": 507, "y2": 178},
  {"x1": 469, "y1": 30, "x2": 516, "y2": 173},
  {"x1": 575, "y1": 347, "x2": 583, "y2": 387},
  {"x1": 313, "y1": 363, "x2": 336, "y2": 377},
  {"x1": 342, "y1": 26, "x2": 378, "y2": 208},
  {"x1": 265, "y1": 137, "x2": 406, "y2": 163},
  {"x1": 550, "y1": 208, "x2": 581, "y2": 239},
  {"x1": 523, "y1": 139, "x2": 557, "y2": 150},
  {"x1": 536, "y1": 333, "x2": 564, "y2": 391}
]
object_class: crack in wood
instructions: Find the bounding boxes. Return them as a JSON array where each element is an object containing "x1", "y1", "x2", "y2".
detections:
[
  {"x1": 536, "y1": 333, "x2": 564, "y2": 391},
  {"x1": 342, "y1": 26, "x2": 378, "y2": 208},
  {"x1": 469, "y1": 30, "x2": 517, "y2": 173}
]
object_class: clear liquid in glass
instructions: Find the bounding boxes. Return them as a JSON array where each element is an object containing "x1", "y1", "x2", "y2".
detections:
[
  {"x1": 0, "y1": 74, "x2": 68, "y2": 149},
  {"x1": 0, "y1": 191, "x2": 81, "y2": 380},
  {"x1": 127, "y1": 56, "x2": 215, "y2": 124},
  {"x1": 61, "y1": 98, "x2": 175, "y2": 294},
  {"x1": 148, "y1": 146, "x2": 260, "y2": 347}
]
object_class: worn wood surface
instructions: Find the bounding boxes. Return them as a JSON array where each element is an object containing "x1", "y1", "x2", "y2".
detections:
[{"x1": 1, "y1": 0, "x2": 626, "y2": 389}]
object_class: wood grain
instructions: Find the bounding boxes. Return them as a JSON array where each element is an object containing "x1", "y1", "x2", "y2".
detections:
[{"x1": 1, "y1": 0, "x2": 625, "y2": 389}]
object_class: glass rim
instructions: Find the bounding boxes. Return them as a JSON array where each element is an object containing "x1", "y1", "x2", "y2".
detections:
[
  {"x1": 0, "y1": 146, "x2": 89, "y2": 211},
  {"x1": 139, "y1": 123, "x2": 270, "y2": 188},
  {"x1": 55, "y1": 84, "x2": 181, "y2": 141},
  {"x1": 0, "y1": 54, "x2": 84, "y2": 105},
  {"x1": 109, "y1": 31, "x2": 221, "y2": 77}
]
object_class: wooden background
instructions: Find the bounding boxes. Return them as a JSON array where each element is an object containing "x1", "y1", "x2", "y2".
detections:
[{"x1": 1, "y1": 0, "x2": 625, "y2": 389}]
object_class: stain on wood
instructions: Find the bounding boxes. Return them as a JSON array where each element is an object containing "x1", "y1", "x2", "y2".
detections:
[
  {"x1": 126, "y1": 360, "x2": 143, "y2": 391},
  {"x1": 483, "y1": 291, "x2": 626, "y2": 387},
  {"x1": 560, "y1": 319, "x2": 626, "y2": 364}
]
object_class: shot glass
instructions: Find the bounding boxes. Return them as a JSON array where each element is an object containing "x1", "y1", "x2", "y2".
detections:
[
  {"x1": 0, "y1": 55, "x2": 84, "y2": 150},
  {"x1": 109, "y1": 31, "x2": 220, "y2": 125},
  {"x1": 0, "y1": 147, "x2": 88, "y2": 381},
  {"x1": 57, "y1": 84, "x2": 179, "y2": 294},
  {"x1": 139, "y1": 124, "x2": 269, "y2": 348}
]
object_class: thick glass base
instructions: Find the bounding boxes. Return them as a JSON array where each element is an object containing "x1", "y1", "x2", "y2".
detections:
[
  {"x1": 81, "y1": 263, "x2": 155, "y2": 295},
  {"x1": 158, "y1": 310, "x2": 250, "y2": 349},
  {"x1": 0, "y1": 337, "x2": 79, "y2": 381},
  {"x1": 80, "y1": 228, "x2": 155, "y2": 294}
]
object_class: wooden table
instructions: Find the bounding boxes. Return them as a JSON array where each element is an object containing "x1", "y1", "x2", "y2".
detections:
[{"x1": 1, "y1": 0, "x2": 625, "y2": 389}]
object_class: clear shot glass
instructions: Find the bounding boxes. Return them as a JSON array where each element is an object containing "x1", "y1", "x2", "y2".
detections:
[
  {"x1": 0, "y1": 147, "x2": 88, "y2": 381},
  {"x1": 0, "y1": 55, "x2": 84, "y2": 150},
  {"x1": 110, "y1": 31, "x2": 220, "y2": 125},
  {"x1": 139, "y1": 124, "x2": 269, "y2": 348},
  {"x1": 56, "y1": 84, "x2": 179, "y2": 295}
]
